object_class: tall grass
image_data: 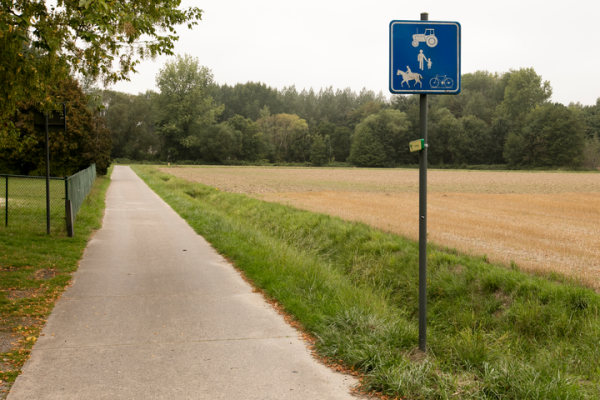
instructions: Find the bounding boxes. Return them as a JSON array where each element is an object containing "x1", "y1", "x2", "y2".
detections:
[{"x1": 134, "y1": 165, "x2": 600, "y2": 399}]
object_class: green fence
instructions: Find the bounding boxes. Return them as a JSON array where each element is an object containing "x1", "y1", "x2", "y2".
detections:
[
  {"x1": 66, "y1": 163, "x2": 96, "y2": 219},
  {"x1": 0, "y1": 164, "x2": 96, "y2": 235}
]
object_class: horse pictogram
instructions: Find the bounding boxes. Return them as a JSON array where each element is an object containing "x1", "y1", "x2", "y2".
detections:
[{"x1": 397, "y1": 68, "x2": 423, "y2": 88}]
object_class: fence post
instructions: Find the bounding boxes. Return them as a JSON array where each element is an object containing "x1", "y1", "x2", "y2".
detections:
[
  {"x1": 4, "y1": 176, "x2": 7, "y2": 227},
  {"x1": 65, "y1": 200, "x2": 74, "y2": 237},
  {"x1": 65, "y1": 177, "x2": 74, "y2": 237}
]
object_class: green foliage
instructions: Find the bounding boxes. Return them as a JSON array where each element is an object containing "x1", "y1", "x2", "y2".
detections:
[
  {"x1": 313, "y1": 122, "x2": 334, "y2": 162},
  {"x1": 0, "y1": 78, "x2": 111, "y2": 175},
  {"x1": 582, "y1": 98, "x2": 600, "y2": 139},
  {"x1": 348, "y1": 126, "x2": 386, "y2": 167},
  {"x1": 330, "y1": 126, "x2": 352, "y2": 162},
  {"x1": 0, "y1": 0, "x2": 202, "y2": 136},
  {"x1": 582, "y1": 134, "x2": 600, "y2": 169},
  {"x1": 489, "y1": 117, "x2": 513, "y2": 164},
  {"x1": 227, "y1": 115, "x2": 271, "y2": 161},
  {"x1": 198, "y1": 122, "x2": 241, "y2": 163},
  {"x1": 503, "y1": 131, "x2": 525, "y2": 167},
  {"x1": 154, "y1": 54, "x2": 224, "y2": 161},
  {"x1": 462, "y1": 70, "x2": 498, "y2": 97},
  {"x1": 84, "y1": 112, "x2": 112, "y2": 176},
  {"x1": 346, "y1": 101, "x2": 383, "y2": 130},
  {"x1": 460, "y1": 115, "x2": 491, "y2": 165},
  {"x1": 314, "y1": 121, "x2": 335, "y2": 139},
  {"x1": 463, "y1": 91, "x2": 495, "y2": 124},
  {"x1": 97, "y1": 65, "x2": 593, "y2": 169},
  {"x1": 349, "y1": 109, "x2": 412, "y2": 167},
  {"x1": 498, "y1": 67, "x2": 553, "y2": 127},
  {"x1": 310, "y1": 135, "x2": 328, "y2": 166},
  {"x1": 428, "y1": 109, "x2": 464, "y2": 165},
  {"x1": 102, "y1": 90, "x2": 159, "y2": 160},
  {"x1": 212, "y1": 83, "x2": 387, "y2": 129},
  {"x1": 257, "y1": 113, "x2": 309, "y2": 162},
  {"x1": 213, "y1": 82, "x2": 283, "y2": 122},
  {"x1": 521, "y1": 104, "x2": 585, "y2": 167},
  {"x1": 0, "y1": 19, "x2": 68, "y2": 131}
]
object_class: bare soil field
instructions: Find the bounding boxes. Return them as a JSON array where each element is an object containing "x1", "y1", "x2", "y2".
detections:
[{"x1": 162, "y1": 166, "x2": 600, "y2": 289}]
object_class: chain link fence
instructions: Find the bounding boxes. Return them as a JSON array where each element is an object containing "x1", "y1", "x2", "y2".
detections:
[
  {"x1": 0, "y1": 164, "x2": 96, "y2": 235},
  {"x1": 66, "y1": 163, "x2": 96, "y2": 219}
]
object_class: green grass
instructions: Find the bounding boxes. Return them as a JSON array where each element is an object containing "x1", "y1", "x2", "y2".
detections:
[
  {"x1": 0, "y1": 177, "x2": 67, "y2": 234},
  {"x1": 0, "y1": 167, "x2": 112, "y2": 397},
  {"x1": 133, "y1": 165, "x2": 600, "y2": 399}
]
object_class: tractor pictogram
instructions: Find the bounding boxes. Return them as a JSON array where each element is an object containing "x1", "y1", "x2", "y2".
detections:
[{"x1": 412, "y1": 29, "x2": 438, "y2": 48}]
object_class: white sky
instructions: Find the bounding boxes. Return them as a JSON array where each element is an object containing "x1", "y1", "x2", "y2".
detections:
[{"x1": 112, "y1": 0, "x2": 600, "y2": 106}]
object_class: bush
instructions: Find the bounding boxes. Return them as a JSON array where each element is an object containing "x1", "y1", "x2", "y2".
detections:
[{"x1": 348, "y1": 128, "x2": 386, "y2": 167}]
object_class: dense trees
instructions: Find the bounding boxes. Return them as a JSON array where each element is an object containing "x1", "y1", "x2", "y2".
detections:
[
  {"x1": 212, "y1": 83, "x2": 387, "y2": 129},
  {"x1": 3, "y1": 1, "x2": 596, "y2": 172},
  {"x1": 154, "y1": 55, "x2": 224, "y2": 161},
  {"x1": 1, "y1": 0, "x2": 202, "y2": 175},
  {"x1": 102, "y1": 90, "x2": 158, "y2": 160},
  {"x1": 498, "y1": 68, "x2": 552, "y2": 127},
  {"x1": 1, "y1": 0, "x2": 202, "y2": 148},
  {"x1": 520, "y1": 104, "x2": 585, "y2": 167},
  {"x1": 392, "y1": 68, "x2": 596, "y2": 168},
  {"x1": 348, "y1": 110, "x2": 412, "y2": 167},
  {"x1": 348, "y1": 128, "x2": 386, "y2": 167},
  {"x1": 0, "y1": 79, "x2": 112, "y2": 175},
  {"x1": 257, "y1": 114, "x2": 309, "y2": 162},
  {"x1": 227, "y1": 115, "x2": 269, "y2": 162},
  {"x1": 310, "y1": 135, "x2": 328, "y2": 167},
  {"x1": 97, "y1": 62, "x2": 598, "y2": 169}
]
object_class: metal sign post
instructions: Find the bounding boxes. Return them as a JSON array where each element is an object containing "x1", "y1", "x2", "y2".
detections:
[
  {"x1": 45, "y1": 114, "x2": 50, "y2": 234},
  {"x1": 390, "y1": 13, "x2": 461, "y2": 352},
  {"x1": 418, "y1": 12, "x2": 429, "y2": 353},
  {"x1": 34, "y1": 104, "x2": 67, "y2": 235}
]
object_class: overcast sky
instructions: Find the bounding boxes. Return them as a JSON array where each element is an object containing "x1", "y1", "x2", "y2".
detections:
[{"x1": 112, "y1": 0, "x2": 600, "y2": 106}]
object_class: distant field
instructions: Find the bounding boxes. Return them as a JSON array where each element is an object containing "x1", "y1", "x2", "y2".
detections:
[{"x1": 162, "y1": 166, "x2": 600, "y2": 289}]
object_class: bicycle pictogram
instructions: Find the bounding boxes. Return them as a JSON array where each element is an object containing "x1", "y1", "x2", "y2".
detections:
[{"x1": 429, "y1": 75, "x2": 453, "y2": 89}]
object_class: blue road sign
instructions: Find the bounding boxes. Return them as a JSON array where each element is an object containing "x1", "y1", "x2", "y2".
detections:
[{"x1": 389, "y1": 21, "x2": 461, "y2": 94}]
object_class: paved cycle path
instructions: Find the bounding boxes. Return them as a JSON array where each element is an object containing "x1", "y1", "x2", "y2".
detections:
[{"x1": 9, "y1": 166, "x2": 360, "y2": 399}]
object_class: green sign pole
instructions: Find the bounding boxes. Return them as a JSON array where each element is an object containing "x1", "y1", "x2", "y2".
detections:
[
  {"x1": 5, "y1": 176, "x2": 8, "y2": 227},
  {"x1": 418, "y1": 11, "x2": 429, "y2": 353},
  {"x1": 45, "y1": 113, "x2": 51, "y2": 235}
]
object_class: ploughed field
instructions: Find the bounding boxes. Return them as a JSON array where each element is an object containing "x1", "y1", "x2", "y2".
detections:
[{"x1": 161, "y1": 166, "x2": 600, "y2": 289}]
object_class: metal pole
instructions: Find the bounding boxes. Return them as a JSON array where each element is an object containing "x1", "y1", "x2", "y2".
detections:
[
  {"x1": 418, "y1": 11, "x2": 429, "y2": 353},
  {"x1": 65, "y1": 177, "x2": 74, "y2": 237},
  {"x1": 5, "y1": 176, "x2": 7, "y2": 227},
  {"x1": 45, "y1": 113, "x2": 50, "y2": 235}
]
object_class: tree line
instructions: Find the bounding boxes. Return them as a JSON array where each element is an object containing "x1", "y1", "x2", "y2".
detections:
[
  {"x1": 2, "y1": 2, "x2": 598, "y2": 174},
  {"x1": 100, "y1": 54, "x2": 600, "y2": 169}
]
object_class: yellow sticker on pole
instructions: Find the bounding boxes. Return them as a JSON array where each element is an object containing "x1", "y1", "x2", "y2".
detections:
[{"x1": 409, "y1": 139, "x2": 424, "y2": 152}]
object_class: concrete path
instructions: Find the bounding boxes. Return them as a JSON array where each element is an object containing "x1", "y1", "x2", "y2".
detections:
[{"x1": 9, "y1": 166, "x2": 361, "y2": 399}]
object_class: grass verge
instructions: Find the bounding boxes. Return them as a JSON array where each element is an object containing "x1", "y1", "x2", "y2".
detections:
[
  {"x1": 0, "y1": 167, "x2": 112, "y2": 398},
  {"x1": 0, "y1": 177, "x2": 67, "y2": 235},
  {"x1": 133, "y1": 165, "x2": 600, "y2": 399}
]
